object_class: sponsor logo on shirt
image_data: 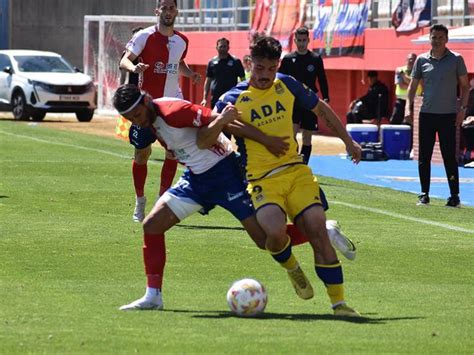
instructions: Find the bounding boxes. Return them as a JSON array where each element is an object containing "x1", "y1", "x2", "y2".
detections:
[
  {"x1": 239, "y1": 96, "x2": 252, "y2": 103},
  {"x1": 275, "y1": 83, "x2": 284, "y2": 95},
  {"x1": 307, "y1": 65, "x2": 315, "y2": 72},
  {"x1": 154, "y1": 61, "x2": 179, "y2": 75}
]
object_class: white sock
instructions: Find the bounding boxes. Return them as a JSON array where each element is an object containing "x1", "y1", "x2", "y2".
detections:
[{"x1": 145, "y1": 287, "x2": 161, "y2": 299}]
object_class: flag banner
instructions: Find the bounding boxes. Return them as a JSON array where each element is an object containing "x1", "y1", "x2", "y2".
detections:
[
  {"x1": 392, "y1": 0, "x2": 431, "y2": 33},
  {"x1": 269, "y1": 0, "x2": 305, "y2": 54},
  {"x1": 115, "y1": 116, "x2": 131, "y2": 141},
  {"x1": 312, "y1": 0, "x2": 371, "y2": 57},
  {"x1": 250, "y1": 0, "x2": 273, "y2": 37}
]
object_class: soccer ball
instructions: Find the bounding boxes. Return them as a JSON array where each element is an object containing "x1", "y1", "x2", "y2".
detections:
[{"x1": 226, "y1": 278, "x2": 268, "y2": 317}]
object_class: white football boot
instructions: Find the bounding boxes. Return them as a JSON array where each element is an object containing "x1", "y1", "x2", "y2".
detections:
[
  {"x1": 326, "y1": 220, "x2": 357, "y2": 261},
  {"x1": 132, "y1": 196, "x2": 146, "y2": 222},
  {"x1": 120, "y1": 289, "x2": 163, "y2": 311}
]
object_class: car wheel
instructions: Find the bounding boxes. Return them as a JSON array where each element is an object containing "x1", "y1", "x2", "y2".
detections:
[
  {"x1": 12, "y1": 91, "x2": 31, "y2": 120},
  {"x1": 76, "y1": 109, "x2": 94, "y2": 122},
  {"x1": 31, "y1": 111, "x2": 46, "y2": 122}
]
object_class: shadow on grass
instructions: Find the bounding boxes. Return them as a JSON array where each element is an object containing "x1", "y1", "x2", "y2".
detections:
[
  {"x1": 162, "y1": 309, "x2": 424, "y2": 324},
  {"x1": 176, "y1": 224, "x2": 245, "y2": 231}
]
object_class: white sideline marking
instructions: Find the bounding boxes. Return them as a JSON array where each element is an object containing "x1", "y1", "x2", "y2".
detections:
[
  {"x1": 2, "y1": 130, "x2": 472, "y2": 234},
  {"x1": 0, "y1": 130, "x2": 159, "y2": 166},
  {"x1": 331, "y1": 201, "x2": 474, "y2": 235}
]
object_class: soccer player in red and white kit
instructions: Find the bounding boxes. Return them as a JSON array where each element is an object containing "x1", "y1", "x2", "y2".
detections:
[{"x1": 120, "y1": 0, "x2": 201, "y2": 222}]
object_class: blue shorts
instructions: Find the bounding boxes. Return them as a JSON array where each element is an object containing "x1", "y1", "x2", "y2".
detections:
[
  {"x1": 129, "y1": 124, "x2": 156, "y2": 149},
  {"x1": 165, "y1": 154, "x2": 255, "y2": 221}
]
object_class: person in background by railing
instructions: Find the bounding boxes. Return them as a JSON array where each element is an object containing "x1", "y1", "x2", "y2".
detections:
[
  {"x1": 390, "y1": 52, "x2": 421, "y2": 125},
  {"x1": 278, "y1": 26, "x2": 330, "y2": 164},
  {"x1": 243, "y1": 54, "x2": 252, "y2": 80},
  {"x1": 200, "y1": 38, "x2": 245, "y2": 110},
  {"x1": 119, "y1": 0, "x2": 201, "y2": 223},
  {"x1": 406, "y1": 24, "x2": 469, "y2": 207},
  {"x1": 346, "y1": 70, "x2": 389, "y2": 124}
]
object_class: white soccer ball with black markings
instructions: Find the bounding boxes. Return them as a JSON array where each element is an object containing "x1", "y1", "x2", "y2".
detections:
[{"x1": 226, "y1": 278, "x2": 268, "y2": 317}]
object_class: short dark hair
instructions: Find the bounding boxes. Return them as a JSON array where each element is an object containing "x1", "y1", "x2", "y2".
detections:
[
  {"x1": 250, "y1": 34, "x2": 282, "y2": 61},
  {"x1": 367, "y1": 70, "x2": 378, "y2": 78},
  {"x1": 132, "y1": 26, "x2": 144, "y2": 34},
  {"x1": 113, "y1": 84, "x2": 143, "y2": 113},
  {"x1": 156, "y1": 0, "x2": 177, "y2": 7},
  {"x1": 430, "y1": 24, "x2": 448, "y2": 36},
  {"x1": 217, "y1": 38, "x2": 230, "y2": 46},
  {"x1": 295, "y1": 26, "x2": 309, "y2": 37}
]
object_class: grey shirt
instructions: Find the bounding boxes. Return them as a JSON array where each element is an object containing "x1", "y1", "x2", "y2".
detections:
[{"x1": 412, "y1": 49, "x2": 467, "y2": 114}]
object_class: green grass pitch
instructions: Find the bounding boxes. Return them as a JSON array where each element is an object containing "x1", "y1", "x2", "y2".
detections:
[{"x1": 0, "y1": 120, "x2": 473, "y2": 354}]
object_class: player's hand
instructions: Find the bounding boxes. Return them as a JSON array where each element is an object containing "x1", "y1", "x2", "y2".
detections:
[
  {"x1": 133, "y1": 63, "x2": 150, "y2": 73},
  {"x1": 191, "y1": 72, "x2": 201, "y2": 84},
  {"x1": 263, "y1": 135, "x2": 290, "y2": 157},
  {"x1": 404, "y1": 112, "x2": 414, "y2": 125},
  {"x1": 200, "y1": 99, "x2": 207, "y2": 107},
  {"x1": 219, "y1": 104, "x2": 240, "y2": 124},
  {"x1": 456, "y1": 110, "x2": 465, "y2": 127},
  {"x1": 346, "y1": 140, "x2": 362, "y2": 164}
]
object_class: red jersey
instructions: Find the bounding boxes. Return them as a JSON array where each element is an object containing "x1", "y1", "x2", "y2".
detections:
[
  {"x1": 151, "y1": 98, "x2": 233, "y2": 174},
  {"x1": 126, "y1": 25, "x2": 188, "y2": 99}
]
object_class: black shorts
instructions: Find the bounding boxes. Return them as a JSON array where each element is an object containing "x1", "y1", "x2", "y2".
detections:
[{"x1": 292, "y1": 106, "x2": 318, "y2": 131}]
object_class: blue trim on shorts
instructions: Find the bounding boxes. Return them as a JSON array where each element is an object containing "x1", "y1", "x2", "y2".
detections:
[
  {"x1": 167, "y1": 154, "x2": 255, "y2": 221},
  {"x1": 292, "y1": 187, "x2": 329, "y2": 224},
  {"x1": 129, "y1": 124, "x2": 156, "y2": 149}
]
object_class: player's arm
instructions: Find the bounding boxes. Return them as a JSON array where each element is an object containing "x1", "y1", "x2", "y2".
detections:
[
  {"x1": 312, "y1": 100, "x2": 361, "y2": 164},
  {"x1": 196, "y1": 105, "x2": 239, "y2": 149},
  {"x1": 119, "y1": 50, "x2": 149, "y2": 74},
  {"x1": 457, "y1": 74, "x2": 470, "y2": 127},
  {"x1": 179, "y1": 60, "x2": 201, "y2": 84},
  {"x1": 225, "y1": 121, "x2": 290, "y2": 158},
  {"x1": 316, "y1": 56, "x2": 330, "y2": 101},
  {"x1": 200, "y1": 77, "x2": 212, "y2": 106},
  {"x1": 405, "y1": 77, "x2": 421, "y2": 124}
]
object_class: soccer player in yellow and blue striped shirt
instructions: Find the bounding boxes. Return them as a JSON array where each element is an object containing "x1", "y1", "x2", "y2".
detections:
[{"x1": 215, "y1": 34, "x2": 362, "y2": 317}]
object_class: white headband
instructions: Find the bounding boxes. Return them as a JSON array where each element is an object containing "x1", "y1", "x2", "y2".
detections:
[{"x1": 118, "y1": 93, "x2": 144, "y2": 115}]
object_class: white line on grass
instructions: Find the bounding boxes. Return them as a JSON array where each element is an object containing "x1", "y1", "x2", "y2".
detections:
[
  {"x1": 331, "y1": 200, "x2": 474, "y2": 234},
  {"x1": 2, "y1": 129, "x2": 471, "y2": 234},
  {"x1": 0, "y1": 130, "x2": 160, "y2": 165}
]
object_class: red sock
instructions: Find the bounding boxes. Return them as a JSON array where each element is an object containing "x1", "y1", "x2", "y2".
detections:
[
  {"x1": 132, "y1": 160, "x2": 147, "y2": 197},
  {"x1": 159, "y1": 158, "x2": 178, "y2": 196},
  {"x1": 143, "y1": 233, "x2": 166, "y2": 289},
  {"x1": 286, "y1": 224, "x2": 309, "y2": 246}
]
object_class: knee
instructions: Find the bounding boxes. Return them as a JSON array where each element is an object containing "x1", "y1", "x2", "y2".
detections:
[{"x1": 135, "y1": 148, "x2": 152, "y2": 164}]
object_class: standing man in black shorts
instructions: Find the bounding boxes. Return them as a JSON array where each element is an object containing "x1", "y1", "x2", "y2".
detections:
[{"x1": 279, "y1": 26, "x2": 330, "y2": 164}]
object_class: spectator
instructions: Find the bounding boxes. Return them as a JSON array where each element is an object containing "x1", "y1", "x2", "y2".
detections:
[
  {"x1": 346, "y1": 70, "x2": 389, "y2": 124},
  {"x1": 200, "y1": 38, "x2": 245, "y2": 109},
  {"x1": 279, "y1": 26, "x2": 329, "y2": 164},
  {"x1": 243, "y1": 54, "x2": 252, "y2": 80},
  {"x1": 407, "y1": 24, "x2": 469, "y2": 207},
  {"x1": 390, "y1": 52, "x2": 421, "y2": 124}
]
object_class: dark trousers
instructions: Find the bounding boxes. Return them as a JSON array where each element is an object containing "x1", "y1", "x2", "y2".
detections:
[
  {"x1": 418, "y1": 112, "x2": 459, "y2": 196},
  {"x1": 390, "y1": 98, "x2": 406, "y2": 124}
]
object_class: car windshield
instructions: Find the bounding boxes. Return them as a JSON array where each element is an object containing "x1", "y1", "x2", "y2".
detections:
[{"x1": 14, "y1": 55, "x2": 74, "y2": 73}]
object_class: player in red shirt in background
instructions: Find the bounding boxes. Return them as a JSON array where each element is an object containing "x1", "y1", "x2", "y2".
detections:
[{"x1": 120, "y1": 0, "x2": 201, "y2": 222}]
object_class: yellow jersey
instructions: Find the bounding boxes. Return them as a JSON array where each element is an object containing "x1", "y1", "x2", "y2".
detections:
[{"x1": 215, "y1": 73, "x2": 319, "y2": 181}]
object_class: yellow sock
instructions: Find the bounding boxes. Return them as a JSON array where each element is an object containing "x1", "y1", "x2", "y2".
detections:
[
  {"x1": 326, "y1": 284, "x2": 345, "y2": 306},
  {"x1": 269, "y1": 237, "x2": 298, "y2": 271}
]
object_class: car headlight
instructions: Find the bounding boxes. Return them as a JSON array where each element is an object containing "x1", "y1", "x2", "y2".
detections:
[{"x1": 28, "y1": 80, "x2": 55, "y2": 92}]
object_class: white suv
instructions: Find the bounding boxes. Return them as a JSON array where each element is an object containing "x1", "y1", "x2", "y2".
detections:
[{"x1": 0, "y1": 50, "x2": 97, "y2": 122}]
